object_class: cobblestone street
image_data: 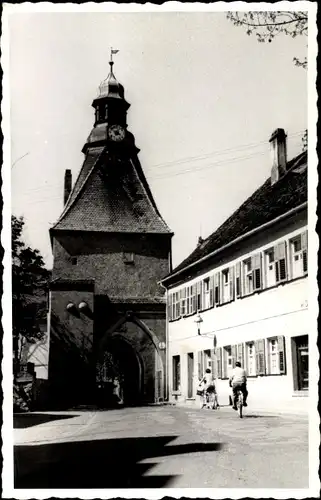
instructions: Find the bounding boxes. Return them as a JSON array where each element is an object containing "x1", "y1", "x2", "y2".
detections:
[{"x1": 14, "y1": 405, "x2": 309, "y2": 489}]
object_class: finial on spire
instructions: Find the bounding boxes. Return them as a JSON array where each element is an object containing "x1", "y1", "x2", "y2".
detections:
[{"x1": 110, "y1": 47, "x2": 120, "y2": 66}]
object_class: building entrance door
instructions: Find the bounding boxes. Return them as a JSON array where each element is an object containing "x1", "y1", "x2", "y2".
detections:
[
  {"x1": 296, "y1": 335, "x2": 309, "y2": 390},
  {"x1": 187, "y1": 352, "x2": 194, "y2": 398}
]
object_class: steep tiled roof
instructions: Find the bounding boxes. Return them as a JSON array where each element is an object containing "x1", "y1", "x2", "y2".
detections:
[
  {"x1": 166, "y1": 151, "x2": 307, "y2": 279},
  {"x1": 52, "y1": 148, "x2": 171, "y2": 234}
]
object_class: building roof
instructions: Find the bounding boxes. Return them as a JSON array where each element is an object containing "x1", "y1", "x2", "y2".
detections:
[
  {"x1": 52, "y1": 147, "x2": 171, "y2": 234},
  {"x1": 164, "y1": 150, "x2": 307, "y2": 281}
]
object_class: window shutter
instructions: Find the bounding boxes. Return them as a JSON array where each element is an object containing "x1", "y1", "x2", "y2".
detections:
[
  {"x1": 199, "y1": 281, "x2": 203, "y2": 311},
  {"x1": 277, "y1": 335, "x2": 286, "y2": 374},
  {"x1": 168, "y1": 293, "x2": 172, "y2": 321},
  {"x1": 210, "y1": 349, "x2": 215, "y2": 378},
  {"x1": 209, "y1": 275, "x2": 214, "y2": 307},
  {"x1": 214, "y1": 273, "x2": 220, "y2": 305},
  {"x1": 255, "y1": 339, "x2": 266, "y2": 375},
  {"x1": 252, "y1": 253, "x2": 262, "y2": 290},
  {"x1": 237, "y1": 343, "x2": 244, "y2": 366},
  {"x1": 235, "y1": 262, "x2": 242, "y2": 298},
  {"x1": 198, "y1": 351, "x2": 203, "y2": 380},
  {"x1": 229, "y1": 266, "x2": 235, "y2": 300},
  {"x1": 192, "y1": 284, "x2": 197, "y2": 313},
  {"x1": 216, "y1": 347, "x2": 222, "y2": 379},
  {"x1": 196, "y1": 282, "x2": 201, "y2": 311},
  {"x1": 231, "y1": 345, "x2": 237, "y2": 368},
  {"x1": 302, "y1": 230, "x2": 308, "y2": 273},
  {"x1": 223, "y1": 347, "x2": 228, "y2": 378},
  {"x1": 277, "y1": 241, "x2": 287, "y2": 281}
]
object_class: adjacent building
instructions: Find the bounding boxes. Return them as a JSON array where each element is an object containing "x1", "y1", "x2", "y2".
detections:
[
  {"x1": 161, "y1": 129, "x2": 308, "y2": 410},
  {"x1": 47, "y1": 59, "x2": 172, "y2": 408}
]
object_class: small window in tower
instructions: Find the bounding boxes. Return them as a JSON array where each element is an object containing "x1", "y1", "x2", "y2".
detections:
[
  {"x1": 123, "y1": 252, "x2": 134, "y2": 265},
  {"x1": 71, "y1": 257, "x2": 77, "y2": 266},
  {"x1": 105, "y1": 104, "x2": 108, "y2": 120}
]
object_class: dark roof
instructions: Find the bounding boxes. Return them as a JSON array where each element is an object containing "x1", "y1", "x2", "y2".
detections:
[
  {"x1": 52, "y1": 147, "x2": 171, "y2": 234},
  {"x1": 166, "y1": 151, "x2": 307, "y2": 279}
]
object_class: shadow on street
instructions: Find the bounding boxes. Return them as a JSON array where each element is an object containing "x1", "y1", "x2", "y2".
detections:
[
  {"x1": 15, "y1": 435, "x2": 223, "y2": 488},
  {"x1": 14, "y1": 413, "x2": 79, "y2": 429}
]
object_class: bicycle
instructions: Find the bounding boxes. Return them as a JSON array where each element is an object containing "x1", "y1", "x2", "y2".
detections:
[
  {"x1": 200, "y1": 390, "x2": 219, "y2": 410},
  {"x1": 236, "y1": 388, "x2": 244, "y2": 418}
]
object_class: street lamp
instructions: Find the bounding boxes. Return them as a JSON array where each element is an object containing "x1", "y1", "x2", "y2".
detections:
[{"x1": 194, "y1": 314, "x2": 203, "y2": 336}]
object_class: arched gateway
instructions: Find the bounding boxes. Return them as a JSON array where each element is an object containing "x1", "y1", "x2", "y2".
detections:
[{"x1": 97, "y1": 314, "x2": 165, "y2": 406}]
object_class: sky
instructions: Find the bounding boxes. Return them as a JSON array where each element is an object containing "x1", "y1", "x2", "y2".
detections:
[{"x1": 8, "y1": 7, "x2": 308, "y2": 269}]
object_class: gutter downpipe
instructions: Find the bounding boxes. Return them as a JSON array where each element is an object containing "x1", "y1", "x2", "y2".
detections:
[
  {"x1": 159, "y1": 281, "x2": 169, "y2": 402},
  {"x1": 161, "y1": 202, "x2": 307, "y2": 285}
]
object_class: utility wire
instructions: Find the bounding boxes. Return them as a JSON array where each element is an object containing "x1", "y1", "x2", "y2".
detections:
[{"x1": 168, "y1": 306, "x2": 308, "y2": 344}]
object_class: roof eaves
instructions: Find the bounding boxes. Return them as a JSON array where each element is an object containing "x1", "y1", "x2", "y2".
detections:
[{"x1": 161, "y1": 201, "x2": 307, "y2": 286}]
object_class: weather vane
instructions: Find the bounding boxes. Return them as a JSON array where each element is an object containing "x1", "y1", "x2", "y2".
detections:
[{"x1": 110, "y1": 47, "x2": 119, "y2": 63}]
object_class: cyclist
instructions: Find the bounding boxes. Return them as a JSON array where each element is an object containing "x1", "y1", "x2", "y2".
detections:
[
  {"x1": 200, "y1": 368, "x2": 219, "y2": 408},
  {"x1": 229, "y1": 361, "x2": 248, "y2": 410}
]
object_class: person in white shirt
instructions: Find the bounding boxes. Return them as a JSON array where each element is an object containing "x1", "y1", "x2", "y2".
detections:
[{"x1": 229, "y1": 361, "x2": 248, "y2": 410}]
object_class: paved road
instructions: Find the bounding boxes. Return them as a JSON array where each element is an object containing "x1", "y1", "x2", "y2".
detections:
[{"x1": 14, "y1": 405, "x2": 308, "y2": 489}]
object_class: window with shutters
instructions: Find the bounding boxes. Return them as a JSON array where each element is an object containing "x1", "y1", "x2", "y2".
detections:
[
  {"x1": 214, "y1": 273, "x2": 220, "y2": 306},
  {"x1": 180, "y1": 288, "x2": 186, "y2": 316},
  {"x1": 246, "y1": 342, "x2": 256, "y2": 376},
  {"x1": 196, "y1": 282, "x2": 202, "y2": 311},
  {"x1": 267, "y1": 336, "x2": 286, "y2": 375},
  {"x1": 290, "y1": 231, "x2": 308, "y2": 279},
  {"x1": 204, "y1": 349, "x2": 212, "y2": 371},
  {"x1": 235, "y1": 262, "x2": 242, "y2": 298},
  {"x1": 191, "y1": 284, "x2": 197, "y2": 314},
  {"x1": 223, "y1": 345, "x2": 233, "y2": 378},
  {"x1": 172, "y1": 355, "x2": 181, "y2": 391},
  {"x1": 222, "y1": 269, "x2": 230, "y2": 303},
  {"x1": 185, "y1": 286, "x2": 192, "y2": 315},
  {"x1": 172, "y1": 292, "x2": 180, "y2": 320},
  {"x1": 265, "y1": 242, "x2": 287, "y2": 287},
  {"x1": 202, "y1": 278, "x2": 211, "y2": 309},
  {"x1": 243, "y1": 258, "x2": 253, "y2": 295}
]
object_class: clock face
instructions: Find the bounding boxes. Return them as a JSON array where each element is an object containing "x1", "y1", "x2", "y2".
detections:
[{"x1": 108, "y1": 124, "x2": 125, "y2": 142}]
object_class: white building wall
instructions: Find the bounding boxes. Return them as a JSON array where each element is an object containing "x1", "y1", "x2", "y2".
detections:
[{"x1": 167, "y1": 223, "x2": 309, "y2": 410}]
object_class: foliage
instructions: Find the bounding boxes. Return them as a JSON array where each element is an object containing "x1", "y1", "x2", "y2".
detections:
[
  {"x1": 302, "y1": 130, "x2": 308, "y2": 152},
  {"x1": 226, "y1": 11, "x2": 308, "y2": 68},
  {"x1": 12, "y1": 215, "x2": 51, "y2": 354}
]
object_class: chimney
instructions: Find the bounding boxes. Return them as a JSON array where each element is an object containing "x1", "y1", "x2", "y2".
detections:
[
  {"x1": 197, "y1": 236, "x2": 204, "y2": 247},
  {"x1": 269, "y1": 128, "x2": 287, "y2": 185},
  {"x1": 64, "y1": 169, "x2": 72, "y2": 205}
]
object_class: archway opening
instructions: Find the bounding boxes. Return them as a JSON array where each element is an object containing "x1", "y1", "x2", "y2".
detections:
[{"x1": 98, "y1": 336, "x2": 142, "y2": 407}]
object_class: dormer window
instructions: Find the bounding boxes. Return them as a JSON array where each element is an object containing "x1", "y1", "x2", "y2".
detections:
[{"x1": 123, "y1": 252, "x2": 134, "y2": 264}]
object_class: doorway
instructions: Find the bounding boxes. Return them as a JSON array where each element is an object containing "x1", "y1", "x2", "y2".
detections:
[
  {"x1": 98, "y1": 336, "x2": 143, "y2": 406},
  {"x1": 296, "y1": 335, "x2": 309, "y2": 390},
  {"x1": 187, "y1": 352, "x2": 194, "y2": 398}
]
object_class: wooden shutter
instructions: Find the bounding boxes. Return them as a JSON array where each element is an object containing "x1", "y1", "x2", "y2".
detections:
[
  {"x1": 302, "y1": 230, "x2": 308, "y2": 273},
  {"x1": 196, "y1": 281, "x2": 201, "y2": 311},
  {"x1": 276, "y1": 241, "x2": 287, "y2": 281},
  {"x1": 277, "y1": 335, "x2": 286, "y2": 374},
  {"x1": 223, "y1": 347, "x2": 228, "y2": 378},
  {"x1": 231, "y1": 345, "x2": 237, "y2": 368},
  {"x1": 235, "y1": 262, "x2": 242, "y2": 298},
  {"x1": 168, "y1": 293, "x2": 172, "y2": 321},
  {"x1": 209, "y1": 349, "x2": 215, "y2": 378},
  {"x1": 192, "y1": 284, "x2": 197, "y2": 313},
  {"x1": 198, "y1": 351, "x2": 203, "y2": 380},
  {"x1": 216, "y1": 347, "x2": 222, "y2": 379},
  {"x1": 229, "y1": 266, "x2": 235, "y2": 301},
  {"x1": 214, "y1": 273, "x2": 220, "y2": 305},
  {"x1": 252, "y1": 253, "x2": 262, "y2": 291},
  {"x1": 237, "y1": 343, "x2": 244, "y2": 367},
  {"x1": 255, "y1": 339, "x2": 266, "y2": 375},
  {"x1": 209, "y1": 275, "x2": 214, "y2": 307}
]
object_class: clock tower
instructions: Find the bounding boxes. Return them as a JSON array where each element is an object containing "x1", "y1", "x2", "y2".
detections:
[{"x1": 48, "y1": 55, "x2": 173, "y2": 409}]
